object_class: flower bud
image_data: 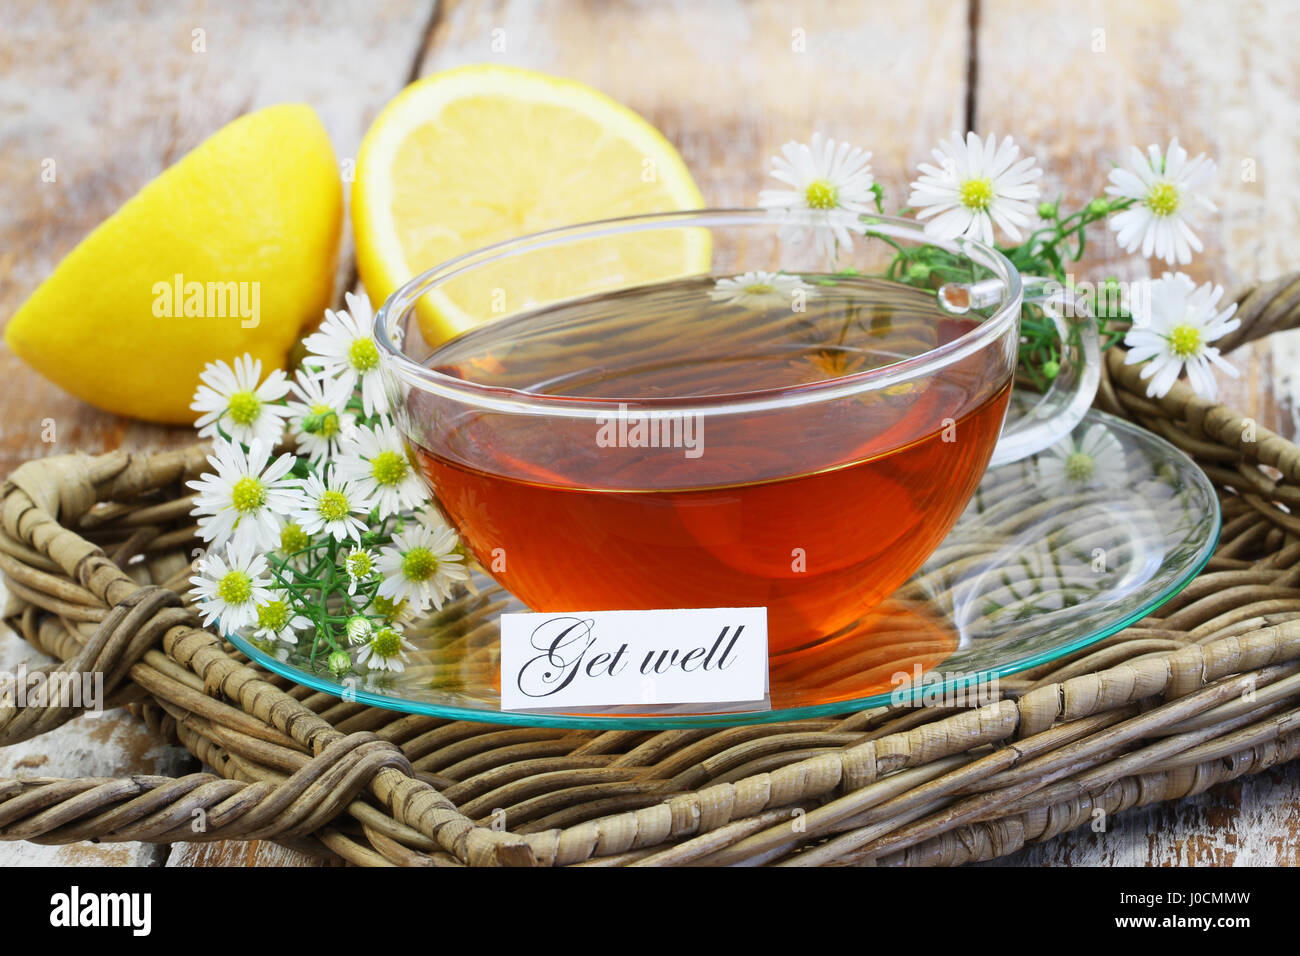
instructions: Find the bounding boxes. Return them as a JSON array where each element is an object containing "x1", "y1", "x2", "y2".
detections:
[
  {"x1": 346, "y1": 614, "x2": 373, "y2": 645},
  {"x1": 327, "y1": 650, "x2": 352, "y2": 676}
]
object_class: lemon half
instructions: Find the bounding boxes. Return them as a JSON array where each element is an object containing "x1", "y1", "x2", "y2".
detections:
[{"x1": 353, "y1": 64, "x2": 708, "y2": 347}]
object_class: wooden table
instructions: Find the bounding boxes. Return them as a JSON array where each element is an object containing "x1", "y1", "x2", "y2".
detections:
[{"x1": 2, "y1": 0, "x2": 1299, "y2": 866}]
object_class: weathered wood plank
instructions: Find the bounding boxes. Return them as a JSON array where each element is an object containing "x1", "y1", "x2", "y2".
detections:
[
  {"x1": 420, "y1": 0, "x2": 970, "y2": 209},
  {"x1": 974, "y1": 0, "x2": 1300, "y2": 435},
  {"x1": 0, "y1": 0, "x2": 436, "y2": 867},
  {"x1": 166, "y1": 840, "x2": 336, "y2": 867}
]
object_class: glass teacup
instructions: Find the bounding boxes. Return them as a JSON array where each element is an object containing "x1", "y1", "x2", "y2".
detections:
[{"x1": 375, "y1": 209, "x2": 1098, "y2": 654}]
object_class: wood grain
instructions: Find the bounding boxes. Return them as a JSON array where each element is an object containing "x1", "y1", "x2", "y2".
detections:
[
  {"x1": 420, "y1": 0, "x2": 970, "y2": 208},
  {"x1": 166, "y1": 840, "x2": 339, "y2": 867},
  {"x1": 974, "y1": 0, "x2": 1300, "y2": 436}
]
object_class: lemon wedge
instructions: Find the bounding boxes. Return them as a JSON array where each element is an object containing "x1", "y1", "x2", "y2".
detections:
[{"x1": 5, "y1": 104, "x2": 343, "y2": 424}]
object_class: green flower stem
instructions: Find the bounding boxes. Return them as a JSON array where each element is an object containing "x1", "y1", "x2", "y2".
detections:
[{"x1": 314, "y1": 538, "x2": 343, "y2": 662}]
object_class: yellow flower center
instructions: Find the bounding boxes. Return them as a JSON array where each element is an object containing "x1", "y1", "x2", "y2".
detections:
[
  {"x1": 217, "y1": 570, "x2": 253, "y2": 606},
  {"x1": 371, "y1": 626, "x2": 402, "y2": 657},
  {"x1": 346, "y1": 550, "x2": 373, "y2": 579},
  {"x1": 371, "y1": 594, "x2": 406, "y2": 621},
  {"x1": 803, "y1": 179, "x2": 839, "y2": 210},
  {"x1": 370, "y1": 450, "x2": 409, "y2": 487},
  {"x1": 1146, "y1": 181, "x2": 1180, "y2": 216},
  {"x1": 1065, "y1": 452, "x2": 1096, "y2": 482},
  {"x1": 959, "y1": 177, "x2": 995, "y2": 211},
  {"x1": 280, "y1": 523, "x2": 309, "y2": 554},
  {"x1": 1168, "y1": 323, "x2": 1202, "y2": 358},
  {"x1": 401, "y1": 547, "x2": 437, "y2": 582},
  {"x1": 227, "y1": 389, "x2": 262, "y2": 426},
  {"x1": 317, "y1": 489, "x2": 351, "y2": 522},
  {"x1": 348, "y1": 337, "x2": 380, "y2": 373},
  {"x1": 256, "y1": 599, "x2": 289, "y2": 632},
  {"x1": 742, "y1": 283, "x2": 776, "y2": 296},
  {"x1": 230, "y1": 476, "x2": 266, "y2": 513}
]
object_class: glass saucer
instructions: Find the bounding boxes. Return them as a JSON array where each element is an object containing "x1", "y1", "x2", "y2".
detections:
[{"x1": 228, "y1": 408, "x2": 1220, "y2": 728}]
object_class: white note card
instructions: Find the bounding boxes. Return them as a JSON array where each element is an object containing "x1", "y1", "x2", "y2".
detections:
[{"x1": 499, "y1": 606, "x2": 768, "y2": 712}]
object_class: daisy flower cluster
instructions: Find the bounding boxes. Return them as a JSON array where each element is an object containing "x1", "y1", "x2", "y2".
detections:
[
  {"x1": 754, "y1": 131, "x2": 1232, "y2": 400},
  {"x1": 186, "y1": 292, "x2": 468, "y2": 676}
]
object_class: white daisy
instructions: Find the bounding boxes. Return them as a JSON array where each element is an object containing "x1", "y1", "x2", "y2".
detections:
[
  {"x1": 1036, "y1": 424, "x2": 1127, "y2": 494},
  {"x1": 291, "y1": 468, "x2": 369, "y2": 543},
  {"x1": 356, "y1": 624, "x2": 415, "y2": 673},
  {"x1": 334, "y1": 419, "x2": 426, "y2": 518},
  {"x1": 188, "y1": 539, "x2": 273, "y2": 632},
  {"x1": 1105, "y1": 138, "x2": 1216, "y2": 266},
  {"x1": 709, "y1": 271, "x2": 817, "y2": 310},
  {"x1": 187, "y1": 438, "x2": 299, "y2": 553},
  {"x1": 301, "y1": 291, "x2": 389, "y2": 417},
  {"x1": 376, "y1": 522, "x2": 468, "y2": 612},
  {"x1": 758, "y1": 133, "x2": 875, "y2": 259},
  {"x1": 251, "y1": 589, "x2": 313, "y2": 645},
  {"x1": 286, "y1": 368, "x2": 356, "y2": 463},
  {"x1": 908, "y1": 132, "x2": 1042, "y2": 244},
  {"x1": 1123, "y1": 272, "x2": 1240, "y2": 400},
  {"x1": 190, "y1": 353, "x2": 293, "y2": 447},
  {"x1": 341, "y1": 545, "x2": 377, "y2": 596}
]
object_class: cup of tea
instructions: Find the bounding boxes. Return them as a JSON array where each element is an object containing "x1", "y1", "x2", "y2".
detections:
[{"x1": 374, "y1": 209, "x2": 1099, "y2": 654}]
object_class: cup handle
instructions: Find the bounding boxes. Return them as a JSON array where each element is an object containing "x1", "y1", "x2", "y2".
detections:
[{"x1": 942, "y1": 276, "x2": 1101, "y2": 468}]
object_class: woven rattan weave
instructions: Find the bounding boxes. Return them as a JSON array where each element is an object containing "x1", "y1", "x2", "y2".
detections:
[{"x1": 2, "y1": 273, "x2": 1299, "y2": 866}]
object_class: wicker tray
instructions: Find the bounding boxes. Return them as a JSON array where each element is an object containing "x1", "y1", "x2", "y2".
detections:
[{"x1": 2, "y1": 274, "x2": 1299, "y2": 866}]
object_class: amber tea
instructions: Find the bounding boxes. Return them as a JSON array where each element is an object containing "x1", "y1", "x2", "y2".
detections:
[{"x1": 407, "y1": 275, "x2": 1013, "y2": 654}]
